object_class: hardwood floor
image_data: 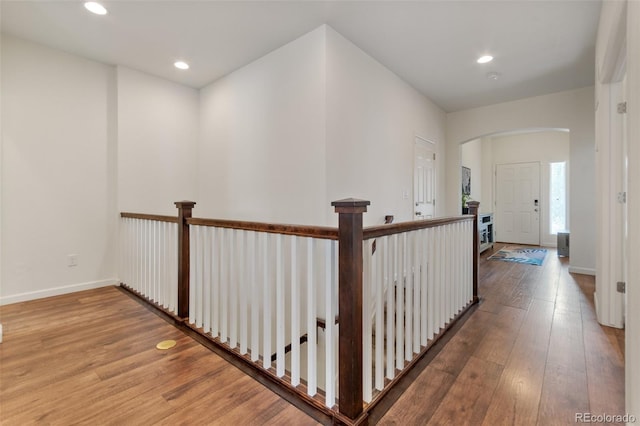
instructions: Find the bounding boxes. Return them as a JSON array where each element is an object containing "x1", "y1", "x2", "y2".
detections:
[
  {"x1": 379, "y1": 245, "x2": 625, "y2": 425},
  {"x1": 0, "y1": 246, "x2": 625, "y2": 425},
  {"x1": 0, "y1": 287, "x2": 319, "y2": 425}
]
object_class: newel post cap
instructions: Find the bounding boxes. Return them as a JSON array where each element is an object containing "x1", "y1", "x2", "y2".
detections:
[
  {"x1": 467, "y1": 200, "x2": 480, "y2": 215},
  {"x1": 331, "y1": 198, "x2": 370, "y2": 213},
  {"x1": 174, "y1": 200, "x2": 197, "y2": 209}
]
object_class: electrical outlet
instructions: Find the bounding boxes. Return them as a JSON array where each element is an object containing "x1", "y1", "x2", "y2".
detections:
[{"x1": 68, "y1": 254, "x2": 78, "y2": 267}]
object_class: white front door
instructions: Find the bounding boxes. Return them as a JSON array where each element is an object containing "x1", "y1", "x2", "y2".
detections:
[
  {"x1": 414, "y1": 139, "x2": 436, "y2": 219},
  {"x1": 495, "y1": 162, "x2": 540, "y2": 245}
]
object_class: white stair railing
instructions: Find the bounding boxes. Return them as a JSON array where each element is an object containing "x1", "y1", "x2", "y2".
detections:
[
  {"x1": 119, "y1": 214, "x2": 178, "y2": 314},
  {"x1": 361, "y1": 218, "x2": 475, "y2": 403}
]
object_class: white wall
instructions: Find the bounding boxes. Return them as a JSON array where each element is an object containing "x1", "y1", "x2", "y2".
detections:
[
  {"x1": 1, "y1": 36, "x2": 118, "y2": 304},
  {"x1": 198, "y1": 25, "x2": 447, "y2": 227},
  {"x1": 198, "y1": 26, "x2": 327, "y2": 225},
  {"x1": 627, "y1": 1, "x2": 640, "y2": 419},
  {"x1": 325, "y1": 27, "x2": 446, "y2": 226},
  {"x1": 446, "y1": 87, "x2": 595, "y2": 275},
  {"x1": 117, "y1": 66, "x2": 199, "y2": 215},
  {"x1": 460, "y1": 138, "x2": 483, "y2": 211}
]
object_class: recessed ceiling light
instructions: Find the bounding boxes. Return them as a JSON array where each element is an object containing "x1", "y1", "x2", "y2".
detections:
[
  {"x1": 84, "y1": 2, "x2": 107, "y2": 15},
  {"x1": 174, "y1": 61, "x2": 190, "y2": 70},
  {"x1": 487, "y1": 72, "x2": 501, "y2": 80},
  {"x1": 477, "y1": 55, "x2": 494, "y2": 64}
]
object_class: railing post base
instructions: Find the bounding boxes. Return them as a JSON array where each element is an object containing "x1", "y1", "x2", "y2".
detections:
[
  {"x1": 332, "y1": 198, "x2": 370, "y2": 422},
  {"x1": 467, "y1": 201, "x2": 480, "y2": 303},
  {"x1": 175, "y1": 200, "x2": 196, "y2": 319}
]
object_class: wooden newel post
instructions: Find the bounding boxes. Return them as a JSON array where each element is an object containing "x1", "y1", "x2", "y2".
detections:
[
  {"x1": 332, "y1": 198, "x2": 370, "y2": 422},
  {"x1": 175, "y1": 201, "x2": 196, "y2": 319},
  {"x1": 467, "y1": 201, "x2": 480, "y2": 303}
]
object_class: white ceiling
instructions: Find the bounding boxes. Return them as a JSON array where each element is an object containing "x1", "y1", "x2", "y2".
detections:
[{"x1": 0, "y1": 1, "x2": 602, "y2": 112}]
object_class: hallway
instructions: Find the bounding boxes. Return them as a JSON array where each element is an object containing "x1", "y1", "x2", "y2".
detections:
[{"x1": 379, "y1": 246, "x2": 625, "y2": 425}]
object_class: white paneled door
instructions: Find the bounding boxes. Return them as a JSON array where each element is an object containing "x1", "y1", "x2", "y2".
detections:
[
  {"x1": 414, "y1": 139, "x2": 436, "y2": 219},
  {"x1": 495, "y1": 162, "x2": 540, "y2": 245}
]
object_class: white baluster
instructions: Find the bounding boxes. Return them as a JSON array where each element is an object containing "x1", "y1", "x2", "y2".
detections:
[
  {"x1": 435, "y1": 226, "x2": 442, "y2": 330},
  {"x1": 290, "y1": 236, "x2": 300, "y2": 386},
  {"x1": 220, "y1": 228, "x2": 229, "y2": 344},
  {"x1": 229, "y1": 230, "x2": 238, "y2": 349},
  {"x1": 153, "y1": 221, "x2": 158, "y2": 302},
  {"x1": 239, "y1": 230, "x2": 248, "y2": 355},
  {"x1": 405, "y1": 232, "x2": 413, "y2": 361},
  {"x1": 250, "y1": 231, "x2": 259, "y2": 362},
  {"x1": 448, "y1": 224, "x2": 452, "y2": 320},
  {"x1": 212, "y1": 227, "x2": 220, "y2": 338},
  {"x1": 140, "y1": 220, "x2": 146, "y2": 296},
  {"x1": 262, "y1": 232, "x2": 271, "y2": 369},
  {"x1": 375, "y1": 236, "x2": 384, "y2": 390},
  {"x1": 202, "y1": 226, "x2": 211, "y2": 333},
  {"x1": 137, "y1": 219, "x2": 142, "y2": 293},
  {"x1": 396, "y1": 232, "x2": 404, "y2": 369},
  {"x1": 276, "y1": 234, "x2": 285, "y2": 377},
  {"x1": 421, "y1": 228, "x2": 428, "y2": 346},
  {"x1": 363, "y1": 240, "x2": 373, "y2": 403},
  {"x1": 413, "y1": 230, "x2": 420, "y2": 354},
  {"x1": 306, "y1": 237, "x2": 317, "y2": 395},
  {"x1": 172, "y1": 223, "x2": 179, "y2": 314},
  {"x1": 324, "y1": 239, "x2": 335, "y2": 407},
  {"x1": 147, "y1": 220, "x2": 152, "y2": 299},
  {"x1": 427, "y1": 227, "x2": 434, "y2": 341},
  {"x1": 191, "y1": 226, "x2": 199, "y2": 326},
  {"x1": 386, "y1": 234, "x2": 395, "y2": 380}
]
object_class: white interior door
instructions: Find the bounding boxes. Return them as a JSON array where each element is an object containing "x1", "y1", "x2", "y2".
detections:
[
  {"x1": 414, "y1": 139, "x2": 436, "y2": 219},
  {"x1": 495, "y1": 162, "x2": 540, "y2": 245}
]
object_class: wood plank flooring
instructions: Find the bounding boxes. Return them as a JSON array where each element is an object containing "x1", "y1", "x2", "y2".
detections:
[
  {"x1": 380, "y1": 245, "x2": 625, "y2": 425},
  {"x1": 0, "y1": 245, "x2": 625, "y2": 425},
  {"x1": 0, "y1": 288, "x2": 319, "y2": 425}
]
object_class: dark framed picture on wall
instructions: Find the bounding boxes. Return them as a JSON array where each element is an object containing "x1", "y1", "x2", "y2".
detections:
[{"x1": 462, "y1": 166, "x2": 471, "y2": 195}]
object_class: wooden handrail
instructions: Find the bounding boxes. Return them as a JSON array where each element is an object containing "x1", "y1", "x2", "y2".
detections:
[
  {"x1": 363, "y1": 215, "x2": 474, "y2": 239},
  {"x1": 120, "y1": 212, "x2": 178, "y2": 223},
  {"x1": 120, "y1": 198, "x2": 480, "y2": 425},
  {"x1": 187, "y1": 217, "x2": 339, "y2": 240}
]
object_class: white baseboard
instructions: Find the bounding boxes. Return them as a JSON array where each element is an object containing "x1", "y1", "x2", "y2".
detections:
[
  {"x1": 0, "y1": 278, "x2": 118, "y2": 306},
  {"x1": 568, "y1": 266, "x2": 596, "y2": 276}
]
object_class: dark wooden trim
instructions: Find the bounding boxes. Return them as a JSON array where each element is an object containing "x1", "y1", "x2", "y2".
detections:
[
  {"x1": 175, "y1": 201, "x2": 196, "y2": 319},
  {"x1": 118, "y1": 283, "x2": 185, "y2": 324},
  {"x1": 366, "y1": 300, "x2": 480, "y2": 424},
  {"x1": 363, "y1": 215, "x2": 474, "y2": 239},
  {"x1": 332, "y1": 198, "x2": 370, "y2": 421},
  {"x1": 270, "y1": 335, "x2": 309, "y2": 363},
  {"x1": 117, "y1": 284, "x2": 340, "y2": 425},
  {"x1": 187, "y1": 217, "x2": 339, "y2": 240},
  {"x1": 467, "y1": 201, "x2": 480, "y2": 302},
  {"x1": 316, "y1": 316, "x2": 339, "y2": 330},
  {"x1": 120, "y1": 212, "x2": 178, "y2": 223},
  {"x1": 119, "y1": 281, "x2": 475, "y2": 426}
]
